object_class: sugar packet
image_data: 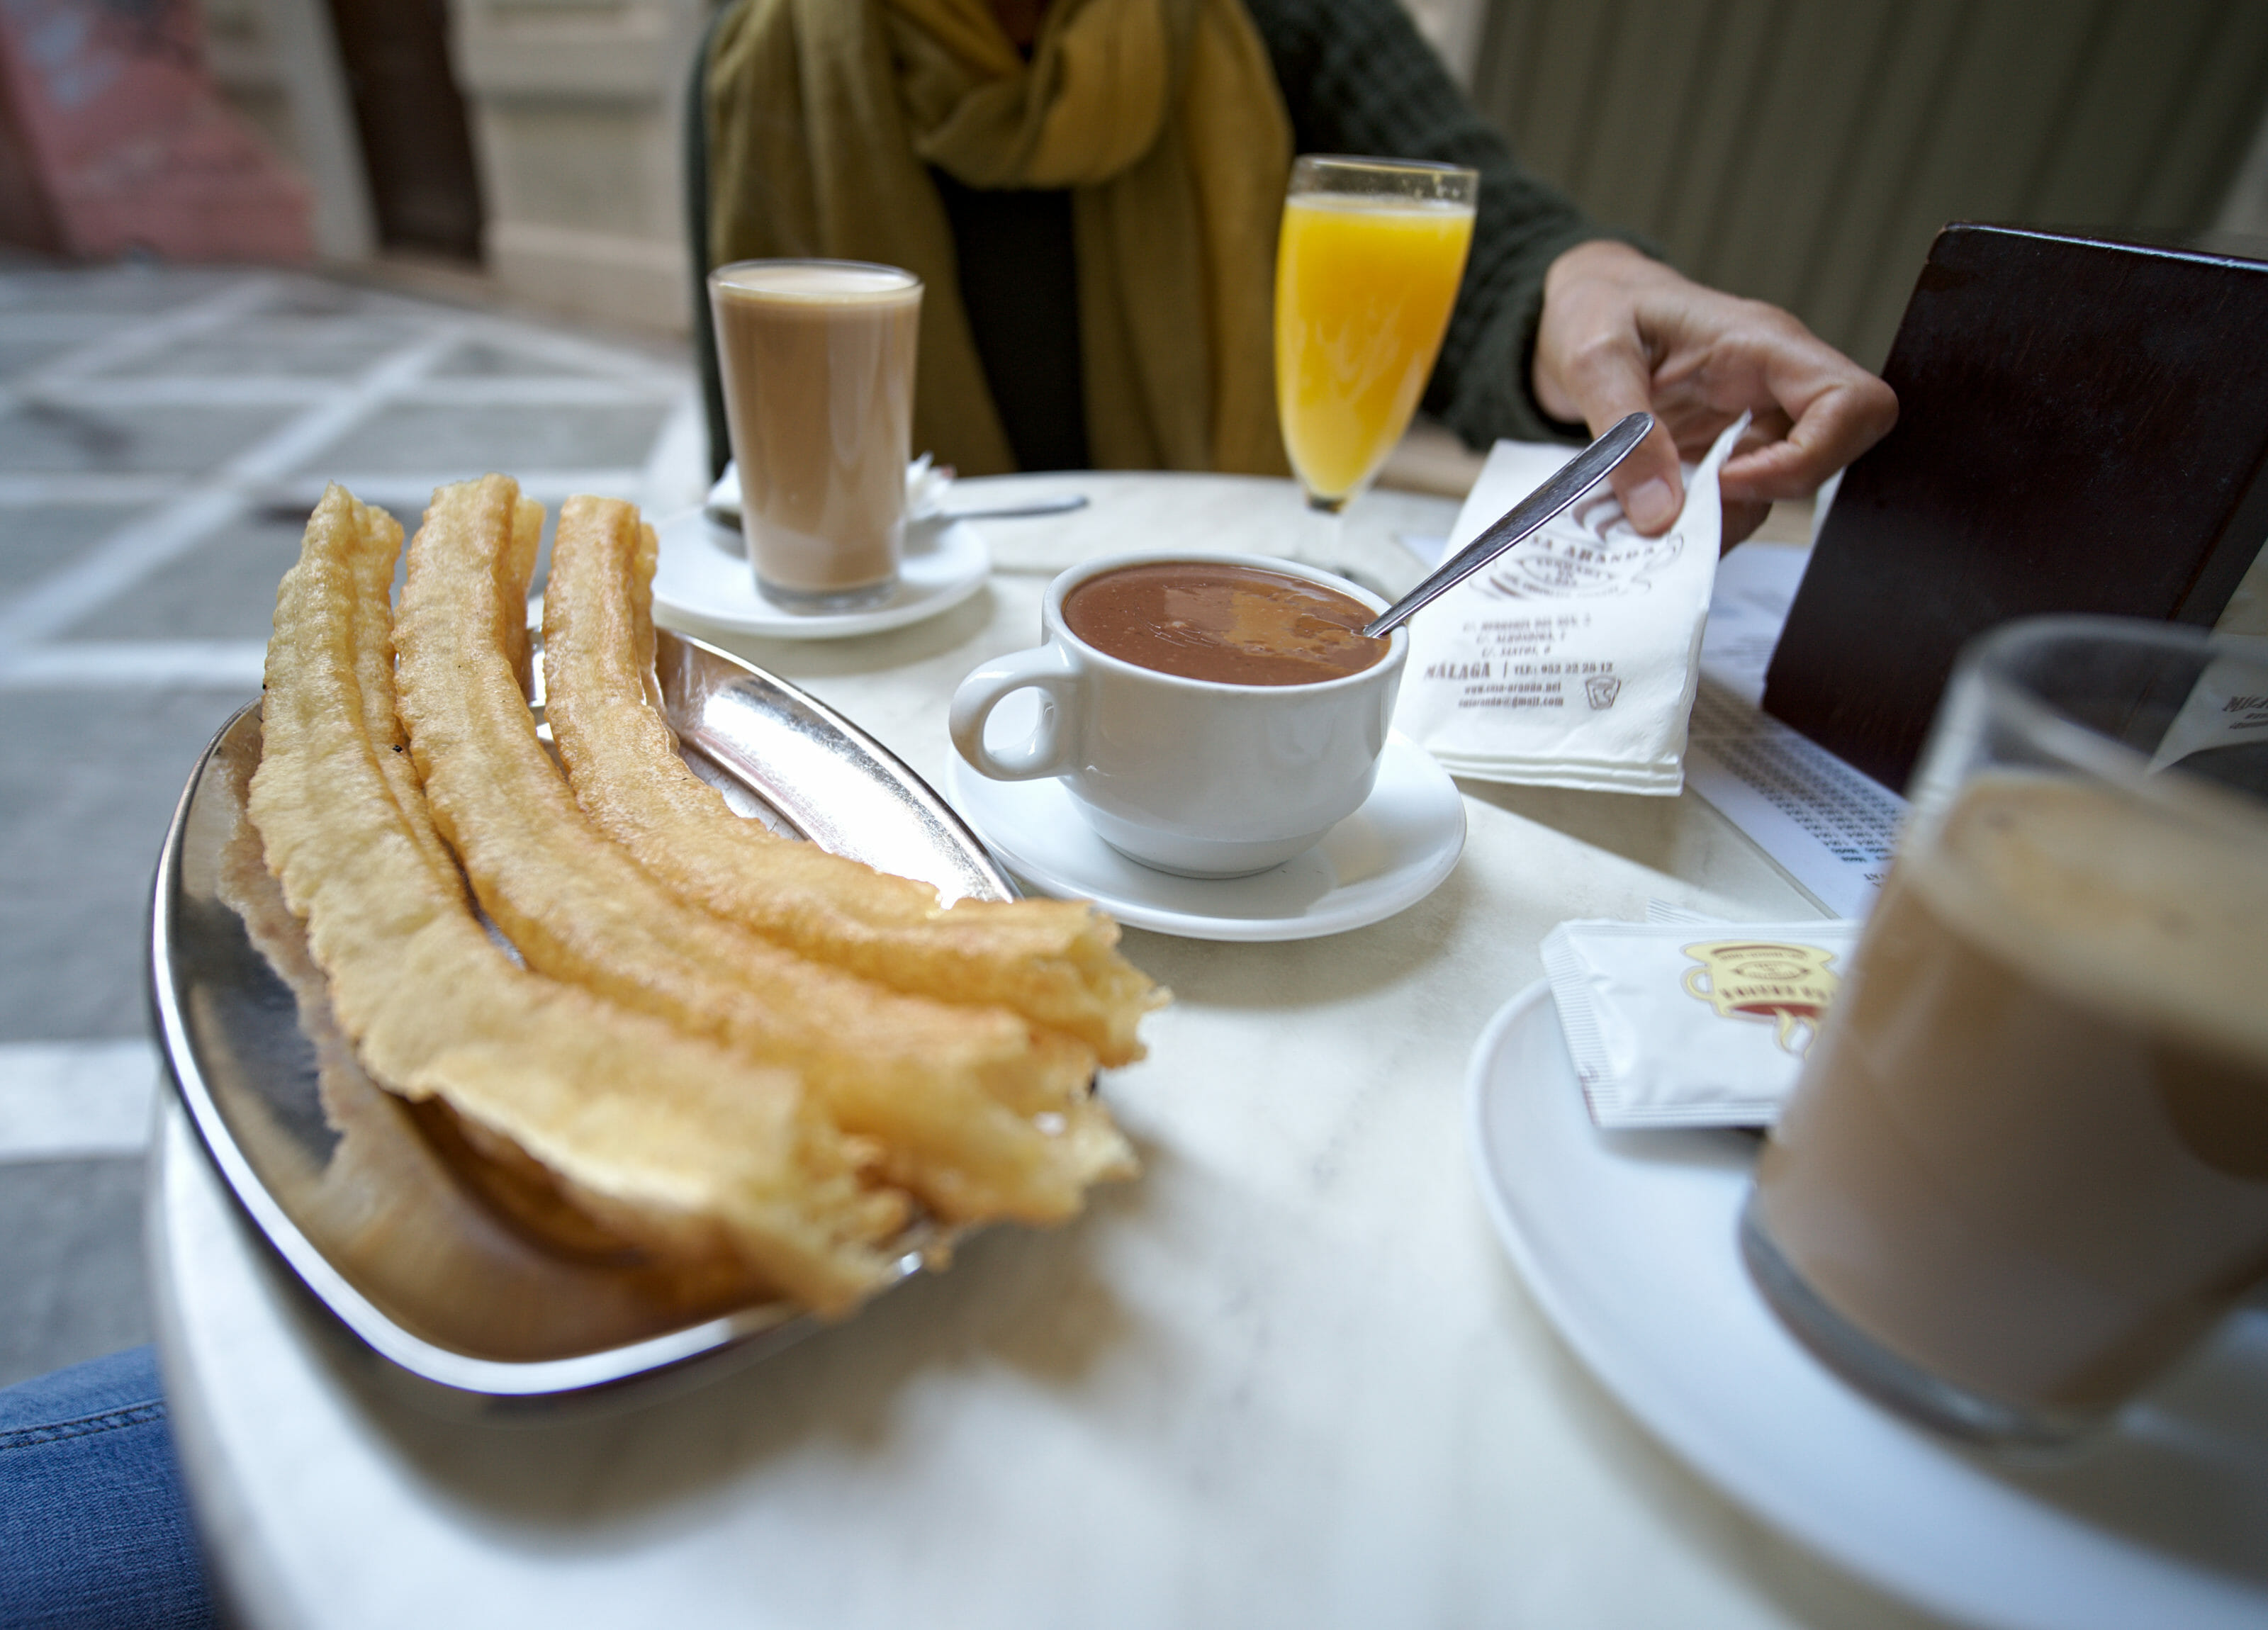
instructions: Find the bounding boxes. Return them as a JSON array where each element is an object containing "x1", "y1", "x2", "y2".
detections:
[
  {"x1": 1540, "y1": 918, "x2": 1863, "y2": 1128},
  {"x1": 1393, "y1": 416, "x2": 1747, "y2": 794}
]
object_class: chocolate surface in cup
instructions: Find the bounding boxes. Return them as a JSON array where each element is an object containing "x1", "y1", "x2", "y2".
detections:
[
  {"x1": 710, "y1": 262, "x2": 921, "y2": 600},
  {"x1": 1754, "y1": 772, "x2": 2268, "y2": 1418},
  {"x1": 1062, "y1": 561, "x2": 1387, "y2": 686}
]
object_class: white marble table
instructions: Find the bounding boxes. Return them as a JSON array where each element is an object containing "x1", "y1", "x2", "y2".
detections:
[{"x1": 150, "y1": 473, "x2": 1947, "y2": 1630}]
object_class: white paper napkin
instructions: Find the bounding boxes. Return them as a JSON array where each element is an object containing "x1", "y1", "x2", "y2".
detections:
[{"x1": 1393, "y1": 416, "x2": 1746, "y2": 794}]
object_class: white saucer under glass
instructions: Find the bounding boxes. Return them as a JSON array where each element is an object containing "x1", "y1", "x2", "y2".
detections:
[
  {"x1": 1466, "y1": 979, "x2": 2268, "y2": 1630},
  {"x1": 650, "y1": 508, "x2": 989, "y2": 640},
  {"x1": 943, "y1": 701, "x2": 1464, "y2": 941}
]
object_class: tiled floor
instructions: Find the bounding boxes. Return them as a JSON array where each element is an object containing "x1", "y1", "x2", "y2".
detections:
[{"x1": 0, "y1": 261, "x2": 700, "y2": 1388}]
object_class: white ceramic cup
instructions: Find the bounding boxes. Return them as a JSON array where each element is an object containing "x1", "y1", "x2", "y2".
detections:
[{"x1": 949, "y1": 551, "x2": 1408, "y2": 877}]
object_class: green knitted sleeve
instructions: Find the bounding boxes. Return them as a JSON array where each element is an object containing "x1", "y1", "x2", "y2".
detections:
[{"x1": 1242, "y1": 0, "x2": 1658, "y2": 447}]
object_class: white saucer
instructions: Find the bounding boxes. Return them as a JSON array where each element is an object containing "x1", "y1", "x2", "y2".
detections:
[
  {"x1": 943, "y1": 721, "x2": 1465, "y2": 942},
  {"x1": 1466, "y1": 980, "x2": 2268, "y2": 1630},
  {"x1": 651, "y1": 507, "x2": 989, "y2": 640}
]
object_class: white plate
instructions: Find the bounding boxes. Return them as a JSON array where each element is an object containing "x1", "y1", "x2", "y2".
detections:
[
  {"x1": 943, "y1": 712, "x2": 1465, "y2": 941},
  {"x1": 1466, "y1": 980, "x2": 2268, "y2": 1630},
  {"x1": 651, "y1": 507, "x2": 989, "y2": 640}
]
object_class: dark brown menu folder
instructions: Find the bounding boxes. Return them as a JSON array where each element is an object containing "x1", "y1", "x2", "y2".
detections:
[{"x1": 1762, "y1": 223, "x2": 2268, "y2": 792}]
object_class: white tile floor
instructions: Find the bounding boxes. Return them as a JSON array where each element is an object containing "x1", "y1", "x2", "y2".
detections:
[{"x1": 0, "y1": 260, "x2": 703, "y2": 1386}]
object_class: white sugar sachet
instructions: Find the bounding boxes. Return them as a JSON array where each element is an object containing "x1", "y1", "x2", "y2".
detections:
[
  {"x1": 1394, "y1": 416, "x2": 1746, "y2": 794},
  {"x1": 1541, "y1": 918, "x2": 1863, "y2": 1129}
]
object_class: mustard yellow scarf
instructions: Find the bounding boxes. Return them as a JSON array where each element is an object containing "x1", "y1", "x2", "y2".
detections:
[{"x1": 706, "y1": 0, "x2": 1291, "y2": 476}]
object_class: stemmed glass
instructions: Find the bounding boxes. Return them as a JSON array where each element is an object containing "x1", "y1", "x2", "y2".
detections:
[{"x1": 1274, "y1": 155, "x2": 1478, "y2": 573}]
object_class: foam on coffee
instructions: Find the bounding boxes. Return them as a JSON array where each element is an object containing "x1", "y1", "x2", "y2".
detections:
[
  {"x1": 714, "y1": 263, "x2": 920, "y2": 300},
  {"x1": 1756, "y1": 772, "x2": 2268, "y2": 1414},
  {"x1": 1063, "y1": 561, "x2": 1386, "y2": 686},
  {"x1": 1914, "y1": 773, "x2": 2268, "y2": 1072}
]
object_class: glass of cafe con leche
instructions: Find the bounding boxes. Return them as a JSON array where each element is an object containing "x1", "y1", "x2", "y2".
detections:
[
  {"x1": 1744, "y1": 617, "x2": 2268, "y2": 1448},
  {"x1": 708, "y1": 260, "x2": 922, "y2": 610}
]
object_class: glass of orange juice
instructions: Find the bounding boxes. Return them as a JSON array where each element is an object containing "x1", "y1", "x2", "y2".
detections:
[{"x1": 1275, "y1": 155, "x2": 1477, "y2": 568}]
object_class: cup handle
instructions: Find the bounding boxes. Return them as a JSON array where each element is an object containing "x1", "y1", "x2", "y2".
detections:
[{"x1": 950, "y1": 642, "x2": 1081, "y2": 781}]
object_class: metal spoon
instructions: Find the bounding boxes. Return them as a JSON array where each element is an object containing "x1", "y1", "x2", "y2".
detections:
[
  {"x1": 1360, "y1": 412, "x2": 1654, "y2": 639},
  {"x1": 933, "y1": 493, "x2": 1090, "y2": 521},
  {"x1": 704, "y1": 493, "x2": 1089, "y2": 529}
]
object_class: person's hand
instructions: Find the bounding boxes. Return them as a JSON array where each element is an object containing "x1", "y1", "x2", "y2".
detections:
[{"x1": 1532, "y1": 240, "x2": 1897, "y2": 541}]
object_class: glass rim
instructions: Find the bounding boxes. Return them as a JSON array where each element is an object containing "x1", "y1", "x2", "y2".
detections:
[
  {"x1": 1042, "y1": 550, "x2": 1402, "y2": 693},
  {"x1": 1288, "y1": 154, "x2": 1478, "y2": 203},
  {"x1": 1291, "y1": 154, "x2": 1478, "y2": 179},
  {"x1": 1948, "y1": 612, "x2": 2267, "y2": 821},
  {"x1": 707, "y1": 257, "x2": 924, "y2": 300}
]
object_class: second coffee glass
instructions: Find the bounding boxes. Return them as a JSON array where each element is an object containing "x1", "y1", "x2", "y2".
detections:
[
  {"x1": 708, "y1": 259, "x2": 922, "y2": 610},
  {"x1": 1745, "y1": 616, "x2": 2268, "y2": 1447}
]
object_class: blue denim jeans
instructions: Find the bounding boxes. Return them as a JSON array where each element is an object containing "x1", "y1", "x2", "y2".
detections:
[{"x1": 0, "y1": 1347, "x2": 213, "y2": 1629}]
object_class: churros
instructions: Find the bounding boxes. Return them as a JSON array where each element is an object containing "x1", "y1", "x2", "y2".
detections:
[
  {"x1": 248, "y1": 485, "x2": 905, "y2": 1314},
  {"x1": 395, "y1": 477, "x2": 1135, "y2": 1224},
  {"x1": 541, "y1": 495, "x2": 1162, "y2": 1065}
]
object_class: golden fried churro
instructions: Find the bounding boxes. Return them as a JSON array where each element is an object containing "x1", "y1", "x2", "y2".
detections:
[
  {"x1": 395, "y1": 477, "x2": 1135, "y2": 1224},
  {"x1": 249, "y1": 484, "x2": 905, "y2": 1314},
  {"x1": 541, "y1": 495, "x2": 1162, "y2": 1066},
  {"x1": 333, "y1": 500, "x2": 455, "y2": 884}
]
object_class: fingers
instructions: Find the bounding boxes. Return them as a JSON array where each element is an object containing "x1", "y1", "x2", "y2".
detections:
[
  {"x1": 1613, "y1": 419, "x2": 1685, "y2": 534},
  {"x1": 1718, "y1": 371, "x2": 1898, "y2": 503},
  {"x1": 1549, "y1": 332, "x2": 1685, "y2": 534},
  {"x1": 1720, "y1": 496, "x2": 1771, "y2": 549},
  {"x1": 1534, "y1": 242, "x2": 1695, "y2": 533},
  {"x1": 1705, "y1": 308, "x2": 1897, "y2": 500}
]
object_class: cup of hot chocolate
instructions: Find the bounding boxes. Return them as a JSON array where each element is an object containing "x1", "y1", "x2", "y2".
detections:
[
  {"x1": 949, "y1": 552, "x2": 1405, "y2": 876},
  {"x1": 1744, "y1": 616, "x2": 2268, "y2": 1448}
]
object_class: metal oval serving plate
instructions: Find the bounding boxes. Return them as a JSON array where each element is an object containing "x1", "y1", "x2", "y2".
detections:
[{"x1": 149, "y1": 628, "x2": 1012, "y2": 1414}]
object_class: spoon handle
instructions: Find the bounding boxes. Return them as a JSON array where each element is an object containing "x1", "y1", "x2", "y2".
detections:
[
  {"x1": 1361, "y1": 411, "x2": 1654, "y2": 639},
  {"x1": 936, "y1": 494, "x2": 1090, "y2": 520},
  {"x1": 707, "y1": 493, "x2": 1089, "y2": 530}
]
